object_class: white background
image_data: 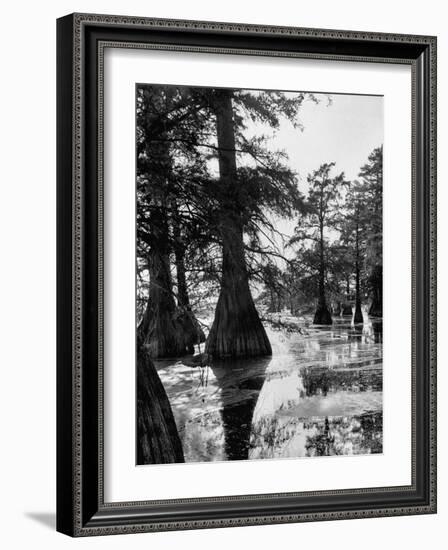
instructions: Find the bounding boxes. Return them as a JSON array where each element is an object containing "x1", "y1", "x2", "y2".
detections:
[
  {"x1": 0, "y1": 1, "x2": 445, "y2": 549},
  {"x1": 105, "y1": 50, "x2": 411, "y2": 501}
]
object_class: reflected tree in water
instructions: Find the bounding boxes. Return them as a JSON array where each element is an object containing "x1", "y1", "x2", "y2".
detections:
[
  {"x1": 305, "y1": 413, "x2": 383, "y2": 457},
  {"x1": 211, "y1": 358, "x2": 270, "y2": 460}
]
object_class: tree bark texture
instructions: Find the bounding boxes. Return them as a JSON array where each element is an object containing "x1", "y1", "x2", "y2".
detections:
[
  {"x1": 136, "y1": 344, "x2": 185, "y2": 464},
  {"x1": 354, "y1": 223, "x2": 364, "y2": 324},
  {"x1": 139, "y1": 107, "x2": 191, "y2": 358},
  {"x1": 369, "y1": 264, "x2": 383, "y2": 317},
  {"x1": 314, "y1": 219, "x2": 332, "y2": 325},
  {"x1": 142, "y1": 241, "x2": 188, "y2": 358}
]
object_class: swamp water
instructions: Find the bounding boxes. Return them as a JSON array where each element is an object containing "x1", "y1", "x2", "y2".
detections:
[{"x1": 155, "y1": 316, "x2": 383, "y2": 463}]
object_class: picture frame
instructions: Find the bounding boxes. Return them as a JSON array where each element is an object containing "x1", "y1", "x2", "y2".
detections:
[{"x1": 56, "y1": 12, "x2": 437, "y2": 537}]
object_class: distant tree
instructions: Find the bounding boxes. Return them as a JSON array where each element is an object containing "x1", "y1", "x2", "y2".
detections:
[
  {"x1": 340, "y1": 182, "x2": 367, "y2": 323},
  {"x1": 260, "y1": 262, "x2": 285, "y2": 313},
  {"x1": 358, "y1": 146, "x2": 383, "y2": 317},
  {"x1": 290, "y1": 163, "x2": 348, "y2": 324},
  {"x1": 325, "y1": 241, "x2": 353, "y2": 316}
]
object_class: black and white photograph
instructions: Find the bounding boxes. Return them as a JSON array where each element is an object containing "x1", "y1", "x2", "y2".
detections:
[
  {"x1": 136, "y1": 84, "x2": 383, "y2": 465},
  {"x1": 0, "y1": 0, "x2": 441, "y2": 545}
]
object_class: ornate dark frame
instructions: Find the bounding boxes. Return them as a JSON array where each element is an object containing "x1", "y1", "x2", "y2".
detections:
[{"x1": 56, "y1": 13, "x2": 437, "y2": 537}]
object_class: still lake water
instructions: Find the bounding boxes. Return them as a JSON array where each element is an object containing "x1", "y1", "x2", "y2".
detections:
[{"x1": 155, "y1": 315, "x2": 383, "y2": 462}]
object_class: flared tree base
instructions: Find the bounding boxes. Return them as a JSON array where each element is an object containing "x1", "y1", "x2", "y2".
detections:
[
  {"x1": 206, "y1": 295, "x2": 272, "y2": 359},
  {"x1": 313, "y1": 304, "x2": 332, "y2": 325},
  {"x1": 354, "y1": 303, "x2": 364, "y2": 324},
  {"x1": 146, "y1": 315, "x2": 188, "y2": 359},
  {"x1": 137, "y1": 345, "x2": 184, "y2": 464},
  {"x1": 206, "y1": 320, "x2": 272, "y2": 358},
  {"x1": 176, "y1": 309, "x2": 206, "y2": 354},
  {"x1": 138, "y1": 299, "x2": 189, "y2": 359}
]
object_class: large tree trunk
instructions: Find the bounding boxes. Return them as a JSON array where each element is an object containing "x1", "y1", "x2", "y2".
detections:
[
  {"x1": 342, "y1": 276, "x2": 353, "y2": 316},
  {"x1": 354, "y1": 225, "x2": 364, "y2": 324},
  {"x1": 137, "y1": 344, "x2": 185, "y2": 464},
  {"x1": 368, "y1": 167, "x2": 382, "y2": 318},
  {"x1": 314, "y1": 222, "x2": 332, "y2": 325},
  {"x1": 353, "y1": 272, "x2": 363, "y2": 323},
  {"x1": 289, "y1": 297, "x2": 295, "y2": 315},
  {"x1": 175, "y1": 244, "x2": 190, "y2": 310},
  {"x1": 207, "y1": 229, "x2": 272, "y2": 357},
  {"x1": 172, "y1": 210, "x2": 205, "y2": 353},
  {"x1": 206, "y1": 89, "x2": 271, "y2": 358},
  {"x1": 369, "y1": 264, "x2": 383, "y2": 317},
  {"x1": 141, "y1": 240, "x2": 188, "y2": 358},
  {"x1": 138, "y1": 100, "x2": 190, "y2": 358}
]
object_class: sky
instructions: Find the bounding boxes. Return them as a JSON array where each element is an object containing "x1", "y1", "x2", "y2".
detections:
[
  {"x1": 248, "y1": 91, "x2": 383, "y2": 190},
  {"x1": 242, "y1": 91, "x2": 384, "y2": 258}
]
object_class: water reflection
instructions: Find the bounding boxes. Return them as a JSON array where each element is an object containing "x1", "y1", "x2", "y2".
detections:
[
  {"x1": 211, "y1": 359, "x2": 270, "y2": 460},
  {"x1": 304, "y1": 413, "x2": 383, "y2": 457},
  {"x1": 155, "y1": 314, "x2": 383, "y2": 463}
]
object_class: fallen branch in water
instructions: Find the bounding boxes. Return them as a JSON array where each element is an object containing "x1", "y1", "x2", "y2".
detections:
[
  {"x1": 177, "y1": 352, "x2": 211, "y2": 368},
  {"x1": 261, "y1": 314, "x2": 309, "y2": 335}
]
